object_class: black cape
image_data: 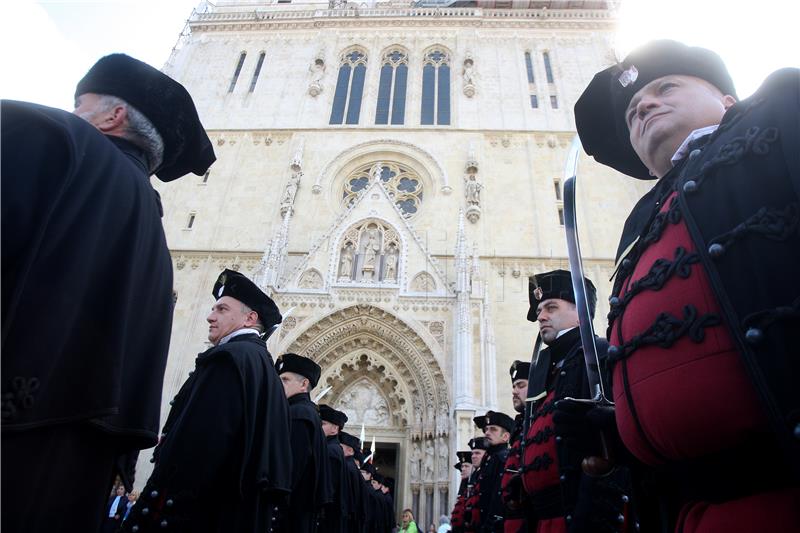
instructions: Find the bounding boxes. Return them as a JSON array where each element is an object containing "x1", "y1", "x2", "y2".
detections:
[
  {"x1": 1, "y1": 100, "x2": 173, "y2": 446},
  {"x1": 344, "y1": 455, "x2": 366, "y2": 532},
  {"x1": 319, "y1": 434, "x2": 349, "y2": 533},
  {"x1": 279, "y1": 392, "x2": 333, "y2": 532},
  {"x1": 1, "y1": 100, "x2": 174, "y2": 531},
  {"x1": 121, "y1": 333, "x2": 292, "y2": 533}
]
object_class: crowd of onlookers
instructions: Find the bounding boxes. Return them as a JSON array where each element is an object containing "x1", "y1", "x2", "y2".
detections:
[{"x1": 100, "y1": 482, "x2": 138, "y2": 533}]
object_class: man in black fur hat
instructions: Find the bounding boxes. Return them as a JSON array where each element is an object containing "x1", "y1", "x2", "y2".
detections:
[
  {"x1": 499, "y1": 360, "x2": 530, "y2": 533},
  {"x1": 451, "y1": 450, "x2": 473, "y2": 533},
  {"x1": 470, "y1": 411, "x2": 515, "y2": 533},
  {"x1": 319, "y1": 405, "x2": 351, "y2": 533},
  {"x1": 276, "y1": 353, "x2": 333, "y2": 533},
  {"x1": 121, "y1": 269, "x2": 292, "y2": 532},
  {"x1": 1, "y1": 53, "x2": 214, "y2": 533},
  {"x1": 572, "y1": 39, "x2": 800, "y2": 531},
  {"x1": 520, "y1": 270, "x2": 629, "y2": 532}
]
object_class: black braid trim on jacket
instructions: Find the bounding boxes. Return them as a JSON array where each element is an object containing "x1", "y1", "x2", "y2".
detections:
[
  {"x1": 608, "y1": 305, "x2": 721, "y2": 363},
  {"x1": 742, "y1": 296, "x2": 800, "y2": 333},
  {"x1": 694, "y1": 125, "x2": 779, "y2": 190},
  {"x1": 710, "y1": 203, "x2": 799, "y2": 252},
  {"x1": 608, "y1": 246, "x2": 699, "y2": 324},
  {"x1": 609, "y1": 196, "x2": 683, "y2": 316},
  {"x1": 523, "y1": 426, "x2": 555, "y2": 447},
  {"x1": 530, "y1": 400, "x2": 557, "y2": 424},
  {"x1": 519, "y1": 453, "x2": 554, "y2": 473}
]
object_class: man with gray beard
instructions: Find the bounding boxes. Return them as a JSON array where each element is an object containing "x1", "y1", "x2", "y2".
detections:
[{"x1": 1, "y1": 53, "x2": 214, "y2": 533}]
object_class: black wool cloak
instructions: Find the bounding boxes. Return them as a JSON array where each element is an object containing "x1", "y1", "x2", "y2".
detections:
[
  {"x1": 1, "y1": 100, "x2": 173, "y2": 447},
  {"x1": 319, "y1": 434, "x2": 349, "y2": 533},
  {"x1": 121, "y1": 334, "x2": 292, "y2": 533},
  {"x1": 279, "y1": 392, "x2": 334, "y2": 532}
]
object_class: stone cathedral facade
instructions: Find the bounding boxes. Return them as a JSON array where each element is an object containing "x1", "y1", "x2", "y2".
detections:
[{"x1": 144, "y1": 0, "x2": 650, "y2": 525}]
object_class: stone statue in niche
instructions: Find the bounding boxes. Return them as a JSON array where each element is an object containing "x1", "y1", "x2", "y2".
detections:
[
  {"x1": 308, "y1": 56, "x2": 326, "y2": 97},
  {"x1": 465, "y1": 174, "x2": 482, "y2": 206},
  {"x1": 462, "y1": 53, "x2": 476, "y2": 97},
  {"x1": 410, "y1": 442, "x2": 422, "y2": 482},
  {"x1": 424, "y1": 441, "x2": 435, "y2": 480},
  {"x1": 438, "y1": 437, "x2": 449, "y2": 479},
  {"x1": 383, "y1": 244, "x2": 398, "y2": 281},
  {"x1": 339, "y1": 242, "x2": 354, "y2": 279},
  {"x1": 361, "y1": 226, "x2": 381, "y2": 281}
]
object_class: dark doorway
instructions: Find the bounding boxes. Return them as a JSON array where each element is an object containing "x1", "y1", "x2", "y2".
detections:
[{"x1": 372, "y1": 442, "x2": 399, "y2": 524}]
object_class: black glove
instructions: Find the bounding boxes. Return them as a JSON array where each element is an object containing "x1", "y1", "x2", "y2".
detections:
[{"x1": 552, "y1": 399, "x2": 603, "y2": 457}]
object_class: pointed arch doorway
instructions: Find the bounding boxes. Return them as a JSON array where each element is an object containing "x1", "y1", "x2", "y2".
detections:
[{"x1": 283, "y1": 304, "x2": 452, "y2": 527}]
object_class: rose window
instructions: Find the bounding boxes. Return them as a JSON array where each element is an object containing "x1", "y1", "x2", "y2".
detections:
[{"x1": 343, "y1": 162, "x2": 423, "y2": 218}]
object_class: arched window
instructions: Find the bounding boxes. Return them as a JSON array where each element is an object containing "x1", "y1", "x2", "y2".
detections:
[
  {"x1": 420, "y1": 49, "x2": 450, "y2": 126},
  {"x1": 375, "y1": 49, "x2": 408, "y2": 125},
  {"x1": 228, "y1": 51, "x2": 247, "y2": 93},
  {"x1": 330, "y1": 49, "x2": 368, "y2": 125},
  {"x1": 343, "y1": 162, "x2": 423, "y2": 218}
]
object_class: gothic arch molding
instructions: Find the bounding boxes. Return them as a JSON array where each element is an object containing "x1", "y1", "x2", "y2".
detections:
[
  {"x1": 283, "y1": 304, "x2": 450, "y2": 439},
  {"x1": 312, "y1": 139, "x2": 452, "y2": 197}
]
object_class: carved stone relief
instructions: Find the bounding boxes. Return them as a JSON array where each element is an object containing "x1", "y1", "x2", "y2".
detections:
[
  {"x1": 334, "y1": 378, "x2": 390, "y2": 426},
  {"x1": 298, "y1": 268, "x2": 323, "y2": 289},
  {"x1": 410, "y1": 271, "x2": 436, "y2": 292}
]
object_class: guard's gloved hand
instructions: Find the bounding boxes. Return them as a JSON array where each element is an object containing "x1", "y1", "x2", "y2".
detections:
[
  {"x1": 502, "y1": 473, "x2": 524, "y2": 510},
  {"x1": 552, "y1": 399, "x2": 601, "y2": 454},
  {"x1": 553, "y1": 400, "x2": 626, "y2": 475}
]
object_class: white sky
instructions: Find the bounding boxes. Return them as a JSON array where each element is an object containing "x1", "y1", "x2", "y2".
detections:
[{"x1": 1, "y1": 0, "x2": 798, "y2": 111}]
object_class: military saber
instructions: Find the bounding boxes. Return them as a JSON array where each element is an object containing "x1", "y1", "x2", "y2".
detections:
[{"x1": 562, "y1": 135, "x2": 611, "y2": 406}]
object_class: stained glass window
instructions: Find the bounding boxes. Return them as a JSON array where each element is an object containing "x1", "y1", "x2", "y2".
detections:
[
  {"x1": 375, "y1": 49, "x2": 408, "y2": 125},
  {"x1": 343, "y1": 162, "x2": 423, "y2": 218},
  {"x1": 228, "y1": 52, "x2": 247, "y2": 93},
  {"x1": 421, "y1": 49, "x2": 450, "y2": 126},
  {"x1": 330, "y1": 49, "x2": 368, "y2": 125}
]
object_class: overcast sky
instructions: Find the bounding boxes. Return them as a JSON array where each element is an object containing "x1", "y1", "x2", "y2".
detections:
[{"x1": 1, "y1": 0, "x2": 798, "y2": 111}]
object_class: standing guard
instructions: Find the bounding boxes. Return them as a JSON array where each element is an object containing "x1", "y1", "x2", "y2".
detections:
[
  {"x1": 121, "y1": 269, "x2": 292, "y2": 532},
  {"x1": 276, "y1": 353, "x2": 333, "y2": 533},
  {"x1": 319, "y1": 404, "x2": 350, "y2": 533},
  {"x1": 451, "y1": 450, "x2": 473, "y2": 533},
  {"x1": 340, "y1": 431, "x2": 367, "y2": 533},
  {"x1": 472, "y1": 411, "x2": 515, "y2": 533},
  {"x1": 573, "y1": 39, "x2": 800, "y2": 532},
  {"x1": 521, "y1": 270, "x2": 629, "y2": 532},
  {"x1": 463, "y1": 437, "x2": 489, "y2": 533},
  {"x1": 500, "y1": 361, "x2": 530, "y2": 533}
]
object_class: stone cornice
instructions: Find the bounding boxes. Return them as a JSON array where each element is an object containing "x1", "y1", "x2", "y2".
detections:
[{"x1": 188, "y1": 7, "x2": 615, "y2": 32}]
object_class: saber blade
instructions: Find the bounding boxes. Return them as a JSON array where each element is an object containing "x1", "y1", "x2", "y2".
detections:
[{"x1": 562, "y1": 135, "x2": 610, "y2": 405}]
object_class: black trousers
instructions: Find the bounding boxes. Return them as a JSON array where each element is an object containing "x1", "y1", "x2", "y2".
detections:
[{"x1": 2, "y1": 424, "x2": 117, "y2": 533}]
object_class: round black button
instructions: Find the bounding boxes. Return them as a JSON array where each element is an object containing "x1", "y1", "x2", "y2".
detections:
[
  {"x1": 609, "y1": 296, "x2": 620, "y2": 307},
  {"x1": 689, "y1": 149, "x2": 702, "y2": 159},
  {"x1": 683, "y1": 180, "x2": 698, "y2": 193},
  {"x1": 708, "y1": 243, "x2": 724, "y2": 258},
  {"x1": 607, "y1": 345, "x2": 621, "y2": 358},
  {"x1": 745, "y1": 327, "x2": 763, "y2": 344}
]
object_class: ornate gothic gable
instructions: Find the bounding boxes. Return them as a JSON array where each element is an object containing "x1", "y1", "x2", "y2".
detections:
[{"x1": 283, "y1": 175, "x2": 451, "y2": 296}]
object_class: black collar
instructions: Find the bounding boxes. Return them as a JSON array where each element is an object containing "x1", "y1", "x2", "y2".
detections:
[{"x1": 288, "y1": 391, "x2": 312, "y2": 405}]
